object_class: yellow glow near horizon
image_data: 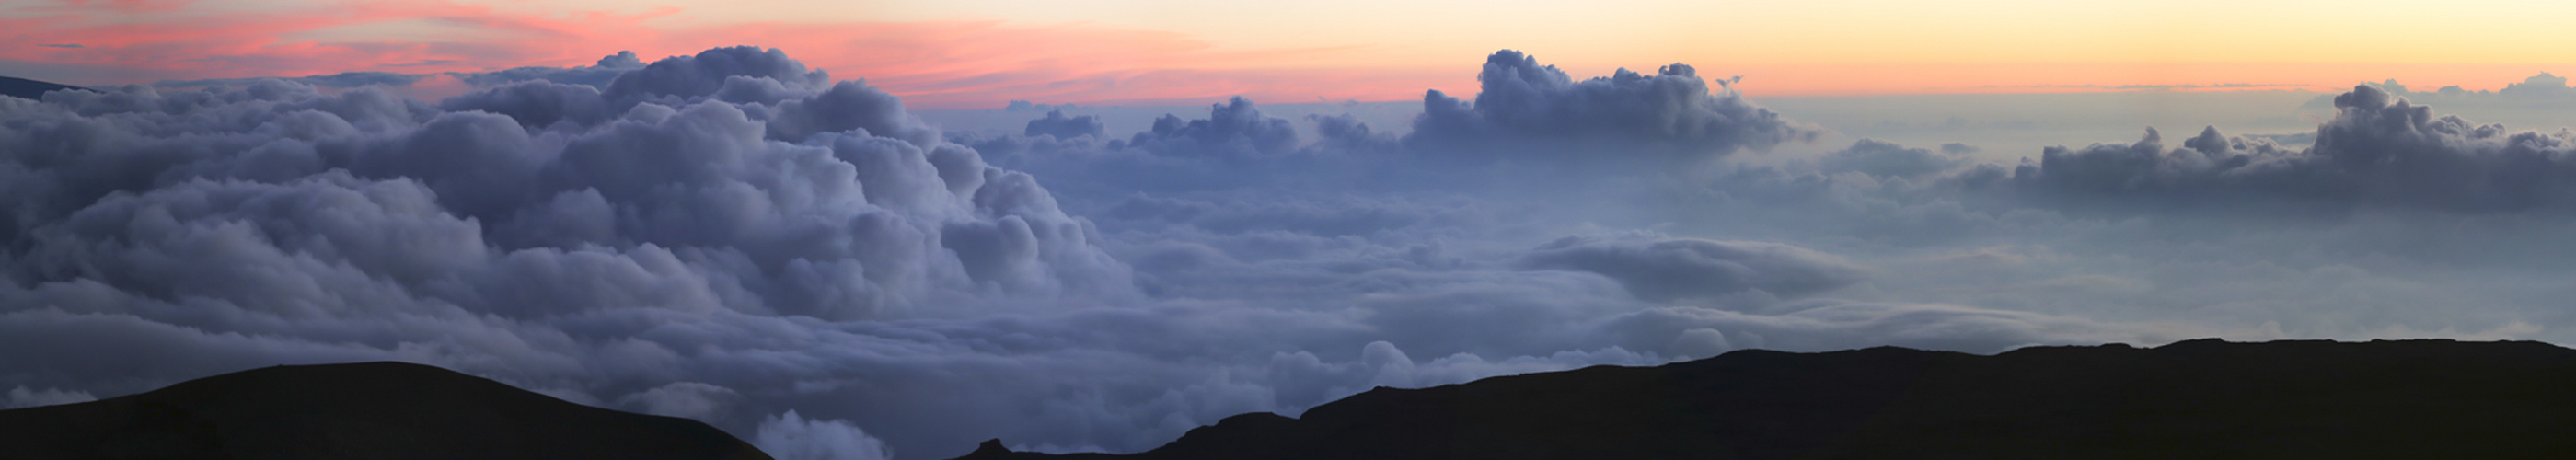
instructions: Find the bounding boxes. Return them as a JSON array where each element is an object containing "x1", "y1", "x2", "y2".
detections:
[
  {"x1": 491, "y1": 0, "x2": 2576, "y2": 64},
  {"x1": 11, "y1": 0, "x2": 2576, "y2": 104}
]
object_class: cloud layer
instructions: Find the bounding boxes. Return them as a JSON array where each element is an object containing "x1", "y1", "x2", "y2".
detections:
[
  {"x1": 4, "y1": 46, "x2": 2019, "y2": 460},
  {"x1": 13, "y1": 45, "x2": 2575, "y2": 460}
]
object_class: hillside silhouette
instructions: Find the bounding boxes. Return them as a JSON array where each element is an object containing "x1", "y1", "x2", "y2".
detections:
[
  {"x1": 0, "y1": 362, "x2": 771, "y2": 460},
  {"x1": 0, "y1": 75, "x2": 87, "y2": 99},
  {"x1": 957, "y1": 339, "x2": 2576, "y2": 459}
]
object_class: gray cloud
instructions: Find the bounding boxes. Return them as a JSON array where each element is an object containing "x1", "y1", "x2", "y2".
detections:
[
  {"x1": 1819, "y1": 139, "x2": 1971, "y2": 178},
  {"x1": 456, "y1": 51, "x2": 649, "y2": 89},
  {"x1": 1005, "y1": 100, "x2": 1079, "y2": 112},
  {"x1": 156, "y1": 72, "x2": 432, "y2": 89},
  {"x1": 5, "y1": 385, "x2": 95, "y2": 408},
  {"x1": 1127, "y1": 97, "x2": 1300, "y2": 157},
  {"x1": 1519, "y1": 233, "x2": 1868, "y2": 302},
  {"x1": 1023, "y1": 110, "x2": 1103, "y2": 139},
  {"x1": 2012, "y1": 85, "x2": 2576, "y2": 213},
  {"x1": 604, "y1": 46, "x2": 830, "y2": 104},
  {"x1": 1404, "y1": 50, "x2": 1819, "y2": 164},
  {"x1": 756, "y1": 410, "x2": 895, "y2": 460}
]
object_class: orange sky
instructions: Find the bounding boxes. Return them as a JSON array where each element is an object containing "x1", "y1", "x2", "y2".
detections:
[{"x1": 6, "y1": 0, "x2": 2573, "y2": 109}]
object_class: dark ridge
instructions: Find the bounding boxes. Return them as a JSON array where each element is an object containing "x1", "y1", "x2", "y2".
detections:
[
  {"x1": 1, "y1": 75, "x2": 90, "y2": 100},
  {"x1": 957, "y1": 339, "x2": 2576, "y2": 459},
  {"x1": 0, "y1": 362, "x2": 772, "y2": 460}
]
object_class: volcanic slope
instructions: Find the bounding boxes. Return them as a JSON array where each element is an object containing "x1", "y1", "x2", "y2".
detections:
[
  {"x1": 0, "y1": 75, "x2": 86, "y2": 99},
  {"x1": 0, "y1": 362, "x2": 772, "y2": 460},
  {"x1": 956, "y1": 339, "x2": 2576, "y2": 460}
]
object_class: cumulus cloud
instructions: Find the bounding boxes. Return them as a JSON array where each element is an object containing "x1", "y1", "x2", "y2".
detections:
[
  {"x1": 456, "y1": 51, "x2": 651, "y2": 89},
  {"x1": 1023, "y1": 110, "x2": 1103, "y2": 139},
  {"x1": 1404, "y1": 50, "x2": 1819, "y2": 164},
  {"x1": 2012, "y1": 85, "x2": 2576, "y2": 213},
  {"x1": 1, "y1": 44, "x2": 1140, "y2": 429},
  {"x1": 757, "y1": 410, "x2": 895, "y2": 460},
  {"x1": 1127, "y1": 97, "x2": 1300, "y2": 157}
]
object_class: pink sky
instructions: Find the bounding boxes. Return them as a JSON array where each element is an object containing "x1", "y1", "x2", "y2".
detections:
[{"x1": 6, "y1": 0, "x2": 2572, "y2": 109}]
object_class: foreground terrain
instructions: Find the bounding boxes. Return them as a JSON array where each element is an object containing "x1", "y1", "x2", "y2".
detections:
[
  {"x1": 6, "y1": 339, "x2": 2572, "y2": 459},
  {"x1": 959, "y1": 339, "x2": 2576, "y2": 459},
  {"x1": 0, "y1": 362, "x2": 770, "y2": 460}
]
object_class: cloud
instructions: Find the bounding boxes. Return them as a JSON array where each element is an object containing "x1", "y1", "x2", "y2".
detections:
[
  {"x1": 454, "y1": 51, "x2": 649, "y2": 89},
  {"x1": 156, "y1": 72, "x2": 433, "y2": 89},
  {"x1": 1006, "y1": 100, "x2": 1080, "y2": 112},
  {"x1": 1518, "y1": 233, "x2": 1868, "y2": 303},
  {"x1": 1023, "y1": 110, "x2": 1103, "y2": 139},
  {"x1": 757, "y1": 410, "x2": 895, "y2": 460},
  {"x1": 2011, "y1": 85, "x2": 2576, "y2": 213},
  {"x1": 1127, "y1": 97, "x2": 1300, "y2": 156},
  {"x1": 1404, "y1": 50, "x2": 1819, "y2": 164},
  {"x1": 1819, "y1": 139, "x2": 1972, "y2": 178},
  {"x1": 37, "y1": 44, "x2": 84, "y2": 49},
  {"x1": 958, "y1": 98, "x2": 1380, "y2": 197},
  {"x1": 602, "y1": 46, "x2": 831, "y2": 104},
  {"x1": 6, "y1": 385, "x2": 96, "y2": 408}
]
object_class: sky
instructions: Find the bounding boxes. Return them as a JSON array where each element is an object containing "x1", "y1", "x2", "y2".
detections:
[
  {"x1": 14, "y1": 2, "x2": 2576, "y2": 460},
  {"x1": 8, "y1": 0, "x2": 2576, "y2": 108}
]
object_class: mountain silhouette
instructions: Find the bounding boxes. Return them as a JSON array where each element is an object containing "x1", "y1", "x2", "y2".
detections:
[
  {"x1": 1, "y1": 75, "x2": 88, "y2": 100},
  {"x1": 956, "y1": 339, "x2": 2576, "y2": 459},
  {"x1": 0, "y1": 362, "x2": 771, "y2": 460}
]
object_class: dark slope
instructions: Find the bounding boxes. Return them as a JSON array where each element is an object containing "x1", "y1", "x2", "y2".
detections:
[
  {"x1": 0, "y1": 362, "x2": 772, "y2": 460},
  {"x1": 959, "y1": 339, "x2": 2576, "y2": 460},
  {"x1": 1, "y1": 75, "x2": 88, "y2": 99}
]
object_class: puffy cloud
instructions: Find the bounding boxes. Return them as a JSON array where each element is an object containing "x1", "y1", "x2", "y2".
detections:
[
  {"x1": 1, "y1": 46, "x2": 1133, "y2": 368},
  {"x1": 757, "y1": 410, "x2": 895, "y2": 460},
  {"x1": 1404, "y1": 50, "x2": 1819, "y2": 164},
  {"x1": 1023, "y1": 110, "x2": 1103, "y2": 139},
  {"x1": 456, "y1": 51, "x2": 651, "y2": 89},
  {"x1": 602, "y1": 46, "x2": 831, "y2": 103},
  {"x1": 1127, "y1": 97, "x2": 1300, "y2": 156},
  {"x1": 2012, "y1": 85, "x2": 2576, "y2": 213},
  {"x1": 437, "y1": 81, "x2": 614, "y2": 129}
]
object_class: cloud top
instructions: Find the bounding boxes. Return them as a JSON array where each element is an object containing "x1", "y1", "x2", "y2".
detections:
[{"x1": 1406, "y1": 50, "x2": 1819, "y2": 164}]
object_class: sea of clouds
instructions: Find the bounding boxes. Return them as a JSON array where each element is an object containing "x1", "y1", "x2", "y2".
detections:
[{"x1": 9, "y1": 46, "x2": 2576, "y2": 459}]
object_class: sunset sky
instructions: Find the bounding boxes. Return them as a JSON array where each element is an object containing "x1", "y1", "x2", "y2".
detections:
[{"x1": 9, "y1": 0, "x2": 2576, "y2": 108}]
